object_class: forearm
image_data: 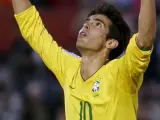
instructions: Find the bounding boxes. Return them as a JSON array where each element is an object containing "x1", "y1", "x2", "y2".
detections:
[
  {"x1": 12, "y1": 0, "x2": 32, "y2": 14},
  {"x1": 137, "y1": 0, "x2": 156, "y2": 49}
]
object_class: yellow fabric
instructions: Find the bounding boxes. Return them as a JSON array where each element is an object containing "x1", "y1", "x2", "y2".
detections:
[{"x1": 15, "y1": 6, "x2": 152, "y2": 120}]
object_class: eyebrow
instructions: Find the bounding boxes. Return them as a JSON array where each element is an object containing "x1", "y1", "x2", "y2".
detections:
[{"x1": 85, "y1": 18, "x2": 106, "y2": 27}]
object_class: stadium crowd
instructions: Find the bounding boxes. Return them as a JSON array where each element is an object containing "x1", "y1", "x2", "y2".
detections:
[{"x1": 0, "y1": 0, "x2": 160, "y2": 120}]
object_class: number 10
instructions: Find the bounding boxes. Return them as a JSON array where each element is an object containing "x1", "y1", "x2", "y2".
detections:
[{"x1": 80, "y1": 101, "x2": 93, "y2": 120}]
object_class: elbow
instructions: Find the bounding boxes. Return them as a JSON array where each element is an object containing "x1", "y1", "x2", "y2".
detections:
[
  {"x1": 136, "y1": 34, "x2": 155, "y2": 50},
  {"x1": 137, "y1": 42, "x2": 153, "y2": 50}
]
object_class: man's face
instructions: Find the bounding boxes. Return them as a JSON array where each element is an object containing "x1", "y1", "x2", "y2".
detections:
[{"x1": 76, "y1": 14, "x2": 112, "y2": 52}]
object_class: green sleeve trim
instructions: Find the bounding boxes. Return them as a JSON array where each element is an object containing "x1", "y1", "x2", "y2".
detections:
[{"x1": 140, "y1": 47, "x2": 151, "y2": 51}]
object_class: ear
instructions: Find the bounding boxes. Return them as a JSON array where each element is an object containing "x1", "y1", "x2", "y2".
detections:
[{"x1": 106, "y1": 39, "x2": 119, "y2": 49}]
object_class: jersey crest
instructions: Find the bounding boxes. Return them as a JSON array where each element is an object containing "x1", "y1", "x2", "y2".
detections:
[{"x1": 92, "y1": 81, "x2": 100, "y2": 97}]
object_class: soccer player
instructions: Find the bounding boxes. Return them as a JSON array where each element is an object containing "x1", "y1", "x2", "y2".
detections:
[{"x1": 12, "y1": 0, "x2": 156, "y2": 120}]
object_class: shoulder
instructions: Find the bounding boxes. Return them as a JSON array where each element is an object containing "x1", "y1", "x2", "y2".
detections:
[
  {"x1": 103, "y1": 58, "x2": 121, "y2": 72},
  {"x1": 103, "y1": 56, "x2": 128, "y2": 75},
  {"x1": 62, "y1": 49, "x2": 81, "y2": 59},
  {"x1": 62, "y1": 49, "x2": 81, "y2": 66}
]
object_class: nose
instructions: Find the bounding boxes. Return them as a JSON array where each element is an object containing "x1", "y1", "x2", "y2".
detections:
[{"x1": 83, "y1": 23, "x2": 89, "y2": 30}]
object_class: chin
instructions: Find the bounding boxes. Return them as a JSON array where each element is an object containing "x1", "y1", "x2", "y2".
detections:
[
  {"x1": 76, "y1": 37, "x2": 89, "y2": 50},
  {"x1": 76, "y1": 41, "x2": 82, "y2": 49},
  {"x1": 76, "y1": 40, "x2": 85, "y2": 51}
]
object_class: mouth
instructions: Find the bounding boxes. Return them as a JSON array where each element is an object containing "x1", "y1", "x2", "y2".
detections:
[{"x1": 78, "y1": 31, "x2": 88, "y2": 37}]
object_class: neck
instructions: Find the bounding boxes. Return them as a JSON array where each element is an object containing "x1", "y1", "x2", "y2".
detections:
[{"x1": 80, "y1": 50, "x2": 110, "y2": 80}]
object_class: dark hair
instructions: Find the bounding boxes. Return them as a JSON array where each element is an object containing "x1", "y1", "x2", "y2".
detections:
[{"x1": 88, "y1": 3, "x2": 131, "y2": 60}]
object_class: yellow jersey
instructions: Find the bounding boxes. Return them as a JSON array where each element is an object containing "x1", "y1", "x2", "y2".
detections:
[{"x1": 15, "y1": 6, "x2": 152, "y2": 120}]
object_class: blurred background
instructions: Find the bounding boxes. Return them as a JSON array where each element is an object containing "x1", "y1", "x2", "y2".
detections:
[{"x1": 0, "y1": 0, "x2": 160, "y2": 120}]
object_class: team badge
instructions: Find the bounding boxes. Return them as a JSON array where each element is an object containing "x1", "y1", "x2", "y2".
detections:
[{"x1": 92, "y1": 81, "x2": 100, "y2": 93}]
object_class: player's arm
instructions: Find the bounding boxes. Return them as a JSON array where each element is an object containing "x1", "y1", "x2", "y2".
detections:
[
  {"x1": 125, "y1": 0, "x2": 156, "y2": 77},
  {"x1": 136, "y1": 0, "x2": 156, "y2": 50},
  {"x1": 117, "y1": 0, "x2": 156, "y2": 93},
  {"x1": 12, "y1": 0, "x2": 75, "y2": 88},
  {"x1": 12, "y1": 0, "x2": 32, "y2": 14}
]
